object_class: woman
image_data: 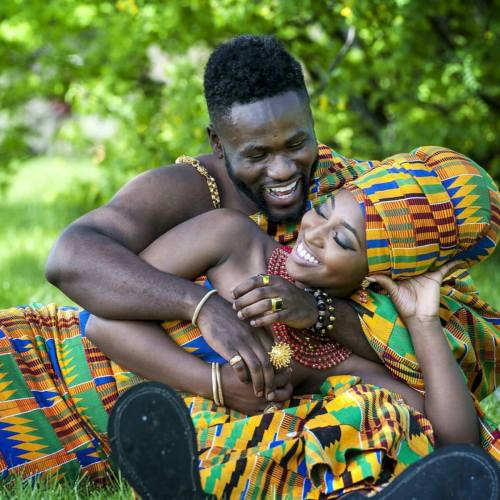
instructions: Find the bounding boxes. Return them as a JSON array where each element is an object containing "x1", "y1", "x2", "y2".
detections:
[{"x1": 0, "y1": 147, "x2": 498, "y2": 496}]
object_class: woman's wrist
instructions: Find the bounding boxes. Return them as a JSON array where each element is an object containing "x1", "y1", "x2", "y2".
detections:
[{"x1": 405, "y1": 315, "x2": 441, "y2": 329}]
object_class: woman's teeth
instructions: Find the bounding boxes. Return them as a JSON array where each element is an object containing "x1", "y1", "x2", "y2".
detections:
[
  {"x1": 297, "y1": 242, "x2": 319, "y2": 264},
  {"x1": 265, "y1": 179, "x2": 299, "y2": 197}
]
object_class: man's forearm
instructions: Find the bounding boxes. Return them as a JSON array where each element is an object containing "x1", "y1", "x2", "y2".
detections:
[{"x1": 46, "y1": 225, "x2": 208, "y2": 320}]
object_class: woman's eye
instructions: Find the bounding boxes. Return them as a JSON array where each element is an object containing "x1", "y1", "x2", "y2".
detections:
[
  {"x1": 334, "y1": 233, "x2": 354, "y2": 251},
  {"x1": 289, "y1": 140, "x2": 304, "y2": 149}
]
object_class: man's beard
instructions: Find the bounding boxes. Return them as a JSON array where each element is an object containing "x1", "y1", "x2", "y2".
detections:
[{"x1": 224, "y1": 155, "x2": 318, "y2": 225}]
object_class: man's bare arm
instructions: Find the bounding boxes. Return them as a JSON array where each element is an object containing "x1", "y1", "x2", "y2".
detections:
[{"x1": 46, "y1": 165, "x2": 216, "y2": 320}]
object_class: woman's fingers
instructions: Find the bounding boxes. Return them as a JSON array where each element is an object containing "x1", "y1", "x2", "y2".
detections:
[
  {"x1": 250, "y1": 311, "x2": 286, "y2": 327},
  {"x1": 233, "y1": 285, "x2": 282, "y2": 312},
  {"x1": 366, "y1": 274, "x2": 397, "y2": 296},
  {"x1": 437, "y1": 260, "x2": 467, "y2": 281}
]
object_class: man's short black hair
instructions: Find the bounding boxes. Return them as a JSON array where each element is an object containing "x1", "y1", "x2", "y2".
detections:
[{"x1": 204, "y1": 35, "x2": 309, "y2": 124}]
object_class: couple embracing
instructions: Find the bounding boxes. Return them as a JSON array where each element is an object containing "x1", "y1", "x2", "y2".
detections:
[{"x1": 1, "y1": 35, "x2": 498, "y2": 499}]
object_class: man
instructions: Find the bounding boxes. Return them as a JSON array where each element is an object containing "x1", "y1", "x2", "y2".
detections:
[
  {"x1": 46, "y1": 35, "x2": 375, "y2": 397},
  {"x1": 41, "y1": 34, "x2": 498, "y2": 496}
]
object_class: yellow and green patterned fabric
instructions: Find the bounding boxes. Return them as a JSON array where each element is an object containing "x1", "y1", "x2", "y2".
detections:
[
  {"x1": 344, "y1": 146, "x2": 499, "y2": 278},
  {"x1": 0, "y1": 304, "x2": 141, "y2": 483},
  {"x1": 189, "y1": 375, "x2": 434, "y2": 498}
]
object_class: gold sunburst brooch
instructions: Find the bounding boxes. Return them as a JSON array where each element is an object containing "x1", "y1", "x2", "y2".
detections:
[{"x1": 268, "y1": 342, "x2": 293, "y2": 370}]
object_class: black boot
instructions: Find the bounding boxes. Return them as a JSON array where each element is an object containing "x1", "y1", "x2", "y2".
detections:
[
  {"x1": 108, "y1": 381, "x2": 207, "y2": 500},
  {"x1": 345, "y1": 443, "x2": 499, "y2": 500}
]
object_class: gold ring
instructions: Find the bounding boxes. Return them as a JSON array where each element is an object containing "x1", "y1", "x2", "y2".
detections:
[
  {"x1": 229, "y1": 354, "x2": 243, "y2": 366},
  {"x1": 271, "y1": 297, "x2": 283, "y2": 313},
  {"x1": 268, "y1": 342, "x2": 292, "y2": 370},
  {"x1": 263, "y1": 403, "x2": 280, "y2": 414},
  {"x1": 259, "y1": 274, "x2": 270, "y2": 286}
]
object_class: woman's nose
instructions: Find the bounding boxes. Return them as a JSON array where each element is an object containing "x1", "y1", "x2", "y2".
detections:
[{"x1": 305, "y1": 220, "x2": 326, "y2": 249}]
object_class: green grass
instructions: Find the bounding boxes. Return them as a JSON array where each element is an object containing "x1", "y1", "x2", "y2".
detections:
[
  {"x1": 0, "y1": 156, "x2": 498, "y2": 496},
  {"x1": 0, "y1": 474, "x2": 132, "y2": 500}
]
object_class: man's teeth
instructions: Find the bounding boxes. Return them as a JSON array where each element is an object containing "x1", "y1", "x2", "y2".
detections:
[
  {"x1": 266, "y1": 179, "x2": 298, "y2": 195},
  {"x1": 297, "y1": 242, "x2": 319, "y2": 264}
]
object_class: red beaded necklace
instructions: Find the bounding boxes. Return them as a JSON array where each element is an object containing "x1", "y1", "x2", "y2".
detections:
[{"x1": 267, "y1": 246, "x2": 351, "y2": 369}]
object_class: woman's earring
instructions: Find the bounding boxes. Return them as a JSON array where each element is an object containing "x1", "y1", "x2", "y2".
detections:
[{"x1": 359, "y1": 278, "x2": 370, "y2": 304}]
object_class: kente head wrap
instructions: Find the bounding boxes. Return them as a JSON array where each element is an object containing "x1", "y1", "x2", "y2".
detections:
[{"x1": 344, "y1": 146, "x2": 499, "y2": 279}]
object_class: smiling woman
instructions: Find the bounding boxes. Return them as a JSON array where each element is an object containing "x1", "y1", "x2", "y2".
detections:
[{"x1": 287, "y1": 189, "x2": 368, "y2": 296}]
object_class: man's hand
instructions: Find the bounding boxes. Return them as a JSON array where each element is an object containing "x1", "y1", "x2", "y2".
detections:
[
  {"x1": 232, "y1": 275, "x2": 318, "y2": 329},
  {"x1": 197, "y1": 294, "x2": 278, "y2": 400},
  {"x1": 221, "y1": 364, "x2": 293, "y2": 415}
]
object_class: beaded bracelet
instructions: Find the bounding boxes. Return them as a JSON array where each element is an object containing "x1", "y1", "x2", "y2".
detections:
[{"x1": 304, "y1": 288, "x2": 336, "y2": 336}]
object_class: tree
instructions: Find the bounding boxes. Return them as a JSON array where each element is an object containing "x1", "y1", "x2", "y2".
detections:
[{"x1": 1, "y1": 0, "x2": 498, "y2": 199}]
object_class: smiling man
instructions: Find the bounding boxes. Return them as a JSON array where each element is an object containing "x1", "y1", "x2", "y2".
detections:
[{"x1": 45, "y1": 35, "x2": 376, "y2": 392}]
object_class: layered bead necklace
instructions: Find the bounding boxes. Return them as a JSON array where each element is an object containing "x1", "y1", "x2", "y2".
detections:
[{"x1": 267, "y1": 246, "x2": 351, "y2": 370}]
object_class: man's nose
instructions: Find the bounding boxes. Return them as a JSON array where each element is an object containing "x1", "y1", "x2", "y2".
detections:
[{"x1": 267, "y1": 155, "x2": 297, "y2": 182}]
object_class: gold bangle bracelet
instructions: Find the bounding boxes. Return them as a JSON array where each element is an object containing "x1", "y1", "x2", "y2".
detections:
[
  {"x1": 215, "y1": 363, "x2": 224, "y2": 407},
  {"x1": 211, "y1": 362, "x2": 220, "y2": 406},
  {"x1": 192, "y1": 289, "x2": 218, "y2": 327}
]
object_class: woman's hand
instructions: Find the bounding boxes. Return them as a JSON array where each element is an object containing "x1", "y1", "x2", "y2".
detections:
[
  {"x1": 221, "y1": 364, "x2": 293, "y2": 415},
  {"x1": 232, "y1": 275, "x2": 318, "y2": 329},
  {"x1": 366, "y1": 260, "x2": 466, "y2": 323}
]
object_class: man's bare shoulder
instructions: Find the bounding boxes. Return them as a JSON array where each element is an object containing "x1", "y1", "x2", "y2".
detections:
[{"x1": 109, "y1": 156, "x2": 219, "y2": 215}]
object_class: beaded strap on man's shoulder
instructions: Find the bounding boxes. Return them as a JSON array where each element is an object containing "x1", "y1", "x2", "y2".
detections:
[{"x1": 175, "y1": 155, "x2": 221, "y2": 209}]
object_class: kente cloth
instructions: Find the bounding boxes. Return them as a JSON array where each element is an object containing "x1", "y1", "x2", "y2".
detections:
[
  {"x1": 191, "y1": 375, "x2": 434, "y2": 499},
  {"x1": 167, "y1": 145, "x2": 498, "y2": 430},
  {"x1": 0, "y1": 305, "x2": 436, "y2": 496},
  {"x1": 343, "y1": 146, "x2": 500, "y2": 278},
  {"x1": 0, "y1": 304, "x2": 141, "y2": 483}
]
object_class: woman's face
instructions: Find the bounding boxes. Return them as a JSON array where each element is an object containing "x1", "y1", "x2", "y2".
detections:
[{"x1": 286, "y1": 189, "x2": 368, "y2": 296}]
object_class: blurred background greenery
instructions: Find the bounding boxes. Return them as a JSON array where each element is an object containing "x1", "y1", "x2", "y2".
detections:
[{"x1": 1, "y1": 0, "x2": 498, "y2": 309}]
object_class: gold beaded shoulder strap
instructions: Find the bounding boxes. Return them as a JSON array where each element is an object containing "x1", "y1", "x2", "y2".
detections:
[{"x1": 175, "y1": 155, "x2": 221, "y2": 209}]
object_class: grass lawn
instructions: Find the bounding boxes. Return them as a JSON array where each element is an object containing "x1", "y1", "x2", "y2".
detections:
[{"x1": 0, "y1": 156, "x2": 498, "y2": 497}]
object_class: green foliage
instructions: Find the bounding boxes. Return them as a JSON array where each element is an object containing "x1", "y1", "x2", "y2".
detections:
[{"x1": 1, "y1": 0, "x2": 499, "y2": 200}]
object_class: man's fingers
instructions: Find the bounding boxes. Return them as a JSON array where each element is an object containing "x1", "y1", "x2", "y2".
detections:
[
  {"x1": 232, "y1": 275, "x2": 273, "y2": 300},
  {"x1": 253, "y1": 337, "x2": 276, "y2": 400},
  {"x1": 274, "y1": 367, "x2": 293, "y2": 387},
  {"x1": 366, "y1": 275, "x2": 397, "y2": 296},
  {"x1": 271, "y1": 383, "x2": 293, "y2": 402},
  {"x1": 238, "y1": 348, "x2": 265, "y2": 397}
]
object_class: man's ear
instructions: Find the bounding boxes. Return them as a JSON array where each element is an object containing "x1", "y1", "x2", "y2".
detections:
[{"x1": 207, "y1": 124, "x2": 224, "y2": 159}]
